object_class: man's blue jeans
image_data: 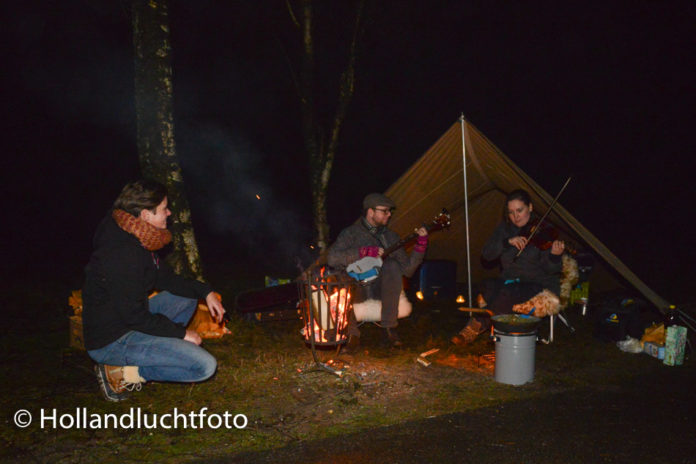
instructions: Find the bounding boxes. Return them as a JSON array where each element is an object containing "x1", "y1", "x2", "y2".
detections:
[{"x1": 87, "y1": 292, "x2": 217, "y2": 383}]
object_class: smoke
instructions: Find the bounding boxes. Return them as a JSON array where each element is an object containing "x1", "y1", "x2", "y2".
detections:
[{"x1": 178, "y1": 122, "x2": 316, "y2": 274}]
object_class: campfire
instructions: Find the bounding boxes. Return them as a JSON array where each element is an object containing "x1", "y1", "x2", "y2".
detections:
[{"x1": 299, "y1": 268, "x2": 353, "y2": 347}]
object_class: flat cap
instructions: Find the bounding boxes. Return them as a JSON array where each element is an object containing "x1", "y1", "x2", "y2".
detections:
[{"x1": 363, "y1": 193, "x2": 396, "y2": 210}]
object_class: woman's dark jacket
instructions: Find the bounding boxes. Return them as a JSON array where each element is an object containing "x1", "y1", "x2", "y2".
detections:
[
  {"x1": 482, "y1": 219, "x2": 562, "y2": 295},
  {"x1": 82, "y1": 214, "x2": 211, "y2": 351}
]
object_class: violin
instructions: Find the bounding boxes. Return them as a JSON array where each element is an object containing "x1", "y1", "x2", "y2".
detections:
[
  {"x1": 512, "y1": 176, "x2": 575, "y2": 260},
  {"x1": 517, "y1": 217, "x2": 576, "y2": 254},
  {"x1": 519, "y1": 217, "x2": 557, "y2": 251}
]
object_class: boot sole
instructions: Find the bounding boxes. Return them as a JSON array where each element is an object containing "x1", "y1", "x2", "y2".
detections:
[{"x1": 94, "y1": 365, "x2": 129, "y2": 402}]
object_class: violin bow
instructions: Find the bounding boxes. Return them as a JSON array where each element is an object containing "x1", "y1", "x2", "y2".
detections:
[{"x1": 515, "y1": 176, "x2": 573, "y2": 259}]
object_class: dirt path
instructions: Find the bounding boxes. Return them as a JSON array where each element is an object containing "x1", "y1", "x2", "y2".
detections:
[{"x1": 211, "y1": 365, "x2": 696, "y2": 463}]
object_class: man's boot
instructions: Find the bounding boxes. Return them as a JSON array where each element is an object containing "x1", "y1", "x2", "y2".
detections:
[
  {"x1": 384, "y1": 328, "x2": 402, "y2": 348},
  {"x1": 342, "y1": 334, "x2": 361, "y2": 355}
]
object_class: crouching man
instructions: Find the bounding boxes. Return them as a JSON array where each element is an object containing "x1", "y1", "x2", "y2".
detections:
[{"x1": 82, "y1": 179, "x2": 225, "y2": 401}]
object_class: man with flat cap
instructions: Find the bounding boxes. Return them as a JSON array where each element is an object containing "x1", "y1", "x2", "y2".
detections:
[{"x1": 327, "y1": 193, "x2": 428, "y2": 352}]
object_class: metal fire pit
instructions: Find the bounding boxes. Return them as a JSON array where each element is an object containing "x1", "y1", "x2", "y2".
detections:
[{"x1": 299, "y1": 270, "x2": 355, "y2": 376}]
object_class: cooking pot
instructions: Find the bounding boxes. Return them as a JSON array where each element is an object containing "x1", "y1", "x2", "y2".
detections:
[{"x1": 491, "y1": 314, "x2": 542, "y2": 334}]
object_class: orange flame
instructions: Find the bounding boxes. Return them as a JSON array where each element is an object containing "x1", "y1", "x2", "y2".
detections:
[{"x1": 302, "y1": 285, "x2": 351, "y2": 344}]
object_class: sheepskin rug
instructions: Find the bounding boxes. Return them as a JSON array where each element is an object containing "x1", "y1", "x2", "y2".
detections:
[
  {"x1": 352, "y1": 291, "x2": 412, "y2": 322},
  {"x1": 512, "y1": 254, "x2": 579, "y2": 318}
]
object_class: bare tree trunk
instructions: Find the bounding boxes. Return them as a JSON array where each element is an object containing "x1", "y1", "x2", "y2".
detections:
[
  {"x1": 132, "y1": 0, "x2": 203, "y2": 279},
  {"x1": 292, "y1": 0, "x2": 365, "y2": 251}
]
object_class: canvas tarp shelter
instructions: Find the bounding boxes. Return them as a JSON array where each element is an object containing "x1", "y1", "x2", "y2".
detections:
[{"x1": 385, "y1": 119, "x2": 669, "y2": 310}]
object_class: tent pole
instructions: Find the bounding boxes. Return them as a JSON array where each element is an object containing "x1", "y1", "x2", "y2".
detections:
[{"x1": 460, "y1": 115, "x2": 473, "y2": 306}]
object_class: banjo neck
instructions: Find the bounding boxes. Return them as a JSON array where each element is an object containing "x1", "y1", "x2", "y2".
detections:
[{"x1": 381, "y1": 209, "x2": 451, "y2": 259}]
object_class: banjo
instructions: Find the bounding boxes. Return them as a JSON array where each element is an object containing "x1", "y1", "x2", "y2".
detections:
[{"x1": 346, "y1": 209, "x2": 451, "y2": 282}]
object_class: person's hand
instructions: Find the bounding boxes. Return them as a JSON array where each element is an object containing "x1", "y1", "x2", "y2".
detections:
[
  {"x1": 414, "y1": 227, "x2": 428, "y2": 253},
  {"x1": 184, "y1": 329, "x2": 202, "y2": 345},
  {"x1": 508, "y1": 236, "x2": 528, "y2": 251},
  {"x1": 359, "y1": 246, "x2": 382, "y2": 258},
  {"x1": 205, "y1": 292, "x2": 226, "y2": 323},
  {"x1": 550, "y1": 240, "x2": 565, "y2": 256}
]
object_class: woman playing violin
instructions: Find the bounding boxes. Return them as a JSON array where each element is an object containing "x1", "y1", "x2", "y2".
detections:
[{"x1": 452, "y1": 188, "x2": 565, "y2": 345}]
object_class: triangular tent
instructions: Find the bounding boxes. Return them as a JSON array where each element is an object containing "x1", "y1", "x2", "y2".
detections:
[{"x1": 385, "y1": 118, "x2": 669, "y2": 310}]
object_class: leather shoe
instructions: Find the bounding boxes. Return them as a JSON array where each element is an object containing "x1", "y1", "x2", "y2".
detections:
[
  {"x1": 451, "y1": 322, "x2": 484, "y2": 346},
  {"x1": 385, "y1": 328, "x2": 403, "y2": 348}
]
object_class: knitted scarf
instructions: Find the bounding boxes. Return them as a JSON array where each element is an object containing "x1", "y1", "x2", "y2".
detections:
[
  {"x1": 112, "y1": 209, "x2": 172, "y2": 251},
  {"x1": 361, "y1": 217, "x2": 388, "y2": 248}
]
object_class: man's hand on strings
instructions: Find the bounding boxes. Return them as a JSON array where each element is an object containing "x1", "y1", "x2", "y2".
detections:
[{"x1": 359, "y1": 246, "x2": 384, "y2": 258}]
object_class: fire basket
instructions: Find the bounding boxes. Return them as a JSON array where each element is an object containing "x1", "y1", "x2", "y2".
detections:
[{"x1": 298, "y1": 269, "x2": 354, "y2": 375}]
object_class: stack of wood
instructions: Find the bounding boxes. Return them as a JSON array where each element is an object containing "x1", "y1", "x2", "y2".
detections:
[
  {"x1": 186, "y1": 292, "x2": 231, "y2": 339},
  {"x1": 68, "y1": 290, "x2": 84, "y2": 350}
]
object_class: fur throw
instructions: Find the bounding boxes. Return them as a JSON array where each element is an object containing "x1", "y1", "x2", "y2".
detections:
[
  {"x1": 559, "y1": 253, "x2": 579, "y2": 308},
  {"x1": 352, "y1": 291, "x2": 412, "y2": 322},
  {"x1": 512, "y1": 254, "x2": 579, "y2": 318}
]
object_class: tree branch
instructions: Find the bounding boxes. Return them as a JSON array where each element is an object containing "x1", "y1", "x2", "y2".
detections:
[{"x1": 285, "y1": 0, "x2": 301, "y2": 29}]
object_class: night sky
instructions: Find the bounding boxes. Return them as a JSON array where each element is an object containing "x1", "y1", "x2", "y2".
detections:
[{"x1": 2, "y1": 1, "x2": 694, "y2": 301}]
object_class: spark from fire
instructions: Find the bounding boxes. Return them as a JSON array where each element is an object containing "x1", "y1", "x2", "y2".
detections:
[{"x1": 255, "y1": 194, "x2": 261, "y2": 200}]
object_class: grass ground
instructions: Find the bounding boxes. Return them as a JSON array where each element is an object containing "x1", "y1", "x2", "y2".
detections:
[{"x1": 0, "y1": 275, "x2": 692, "y2": 463}]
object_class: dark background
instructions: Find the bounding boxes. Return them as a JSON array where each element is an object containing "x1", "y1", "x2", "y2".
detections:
[{"x1": 1, "y1": 1, "x2": 693, "y2": 302}]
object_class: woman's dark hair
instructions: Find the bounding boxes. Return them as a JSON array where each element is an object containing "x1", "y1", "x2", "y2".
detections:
[
  {"x1": 506, "y1": 189, "x2": 532, "y2": 207},
  {"x1": 113, "y1": 179, "x2": 167, "y2": 217},
  {"x1": 503, "y1": 189, "x2": 532, "y2": 221}
]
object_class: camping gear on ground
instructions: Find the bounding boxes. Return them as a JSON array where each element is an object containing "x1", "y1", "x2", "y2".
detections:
[
  {"x1": 664, "y1": 305, "x2": 680, "y2": 328},
  {"x1": 657, "y1": 305, "x2": 695, "y2": 360},
  {"x1": 641, "y1": 323, "x2": 666, "y2": 345},
  {"x1": 643, "y1": 342, "x2": 665, "y2": 360},
  {"x1": 490, "y1": 314, "x2": 540, "y2": 385},
  {"x1": 593, "y1": 297, "x2": 658, "y2": 342},
  {"x1": 570, "y1": 252, "x2": 594, "y2": 315},
  {"x1": 234, "y1": 283, "x2": 300, "y2": 322},
  {"x1": 411, "y1": 259, "x2": 457, "y2": 302},
  {"x1": 492, "y1": 328, "x2": 538, "y2": 385},
  {"x1": 616, "y1": 336, "x2": 643, "y2": 353},
  {"x1": 664, "y1": 325, "x2": 687, "y2": 366}
]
